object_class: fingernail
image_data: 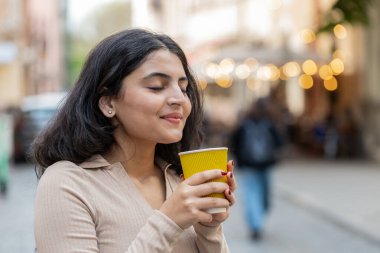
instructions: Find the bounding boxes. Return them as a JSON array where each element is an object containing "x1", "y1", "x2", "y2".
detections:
[
  {"x1": 229, "y1": 172, "x2": 234, "y2": 178},
  {"x1": 221, "y1": 171, "x2": 228, "y2": 176},
  {"x1": 232, "y1": 160, "x2": 234, "y2": 166},
  {"x1": 228, "y1": 189, "x2": 231, "y2": 195}
]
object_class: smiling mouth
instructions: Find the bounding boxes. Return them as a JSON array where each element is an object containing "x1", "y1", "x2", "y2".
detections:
[{"x1": 160, "y1": 113, "x2": 183, "y2": 123}]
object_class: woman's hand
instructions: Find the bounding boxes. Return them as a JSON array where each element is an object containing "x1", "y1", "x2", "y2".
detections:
[
  {"x1": 160, "y1": 168, "x2": 231, "y2": 229},
  {"x1": 199, "y1": 160, "x2": 237, "y2": 227},
  {"x1": 160, "y1": 160, "x2": 237, "y2": 229}
]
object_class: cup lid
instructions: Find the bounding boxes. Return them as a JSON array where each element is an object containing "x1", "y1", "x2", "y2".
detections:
[{"x1": 178, "y1": 147, "x2": 228, "y2": 156}]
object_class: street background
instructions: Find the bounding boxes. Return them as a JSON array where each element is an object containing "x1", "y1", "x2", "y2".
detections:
[
  {"x1": 1, "y1": 1, "x2": 380, "y2": 252},
  {"x1": 1, "y1": 158, "x2": 380, "y2": 253}
]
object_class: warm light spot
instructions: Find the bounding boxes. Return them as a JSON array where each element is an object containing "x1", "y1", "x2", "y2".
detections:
[
  {"x1": 298, "y1": 74, "x2": 313, "y2": 89},
  {"x1": 299, "y1": 29, "x2": 316, "y2": 44},
  {"x1": 329, "y1": 58, "x2": 344, "y2": 75},
  {"x1": 257, "y1": 66, "x2": 270, "y2": 81},
  {"x1": 283, "y1": 61, "x2": 301, "y2": 77},
  {"x1": 197, "y1": 76, "x2": 208, "y2": 90},
  {"x1": 267, "y1": 64, "x2": 280, "y2": 81},
  {"x1": 215, "y1": 74, "x2": 233, "y2": 88},
  {"x1": 302, "y1": 60, "x2": 317, "y2": 75},
  {"x1": 324, "y1": 76, "x2": 338, "y2": 91},
  {"x1": 244, "y1": 58, "x2": 259, "y2": 71},
  {"x1": 319, "y1": 65, "x2": 333, "y2": 80},
  {"x1": 205, "y1": 63, "x2": 220, "y2": 79},
  {"x1": 219, "y1": 58, "x2": 235, "y2": 74},
  {"x1": 279, "y1": 67, "x2": 288, "y2": 80},
  {"x1": 235, "y1": 64, "x2": 251, "y2": 79},
  {"x1": 333, "y1": 24, "x2": 347, "y2": 39}
]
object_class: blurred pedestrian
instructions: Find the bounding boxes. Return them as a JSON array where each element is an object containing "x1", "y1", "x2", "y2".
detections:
[
  {"x1": 230, "y1": 98, "x2": 283, "y2": 240},
  {"x1": 31, "y1": 28, "x2": 236, "y2": 253}
]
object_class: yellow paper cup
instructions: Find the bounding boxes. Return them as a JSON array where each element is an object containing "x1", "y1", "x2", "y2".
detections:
[{"x1": 178, "y1": 147, "x2": 228, "y2": 214}]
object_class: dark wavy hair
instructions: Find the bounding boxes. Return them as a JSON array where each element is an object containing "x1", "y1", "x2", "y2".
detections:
[{"x1": 32, "y1": 28, "x2": 203, "y2": 178}]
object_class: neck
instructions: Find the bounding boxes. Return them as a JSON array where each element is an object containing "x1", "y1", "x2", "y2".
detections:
[{"x1": 105, "y1": 138, "x2": 157, "y2": 178}]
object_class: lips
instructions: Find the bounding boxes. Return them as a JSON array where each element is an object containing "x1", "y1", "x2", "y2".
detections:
[{"x1": 160, "y1": 112, "x2": 183, "y2": 123}]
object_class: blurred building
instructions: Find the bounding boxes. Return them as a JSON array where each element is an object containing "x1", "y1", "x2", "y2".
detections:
[
  {"x1": 131, "y1": 0, "x2": 380, "y2": 160},
  {"x1": 0, "y1": 0, "x2": 25, "y2": 107},
  {"x1": 0, "y1": 0, "x2": 66, "y2": 108},
  {"x1": 1, "y1": 0, "x2": 379, "y2": 161},
  {"x1": 362, "y1": 1, "x2": 380, "y2": 161}
]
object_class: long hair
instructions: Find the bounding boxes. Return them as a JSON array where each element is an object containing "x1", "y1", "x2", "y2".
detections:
[{"x1": 32, "y1": 28, "x2": 203, "y2": 178}]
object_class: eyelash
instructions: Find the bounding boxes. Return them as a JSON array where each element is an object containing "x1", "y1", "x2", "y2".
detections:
[
  {"x1": 148, "y1": 86, "x2": 189, "y2": 94},
  {"x1": 148, "y1": 87, "x2": 164, "y2": 91}
]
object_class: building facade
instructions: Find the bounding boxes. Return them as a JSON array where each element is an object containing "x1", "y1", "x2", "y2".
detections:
[
  {"x1": 131, "y1": 0, "x2": 379, "y2": 159},
  {"x1": 0, "y1": 0, "x2": 65, "y2": 108}
]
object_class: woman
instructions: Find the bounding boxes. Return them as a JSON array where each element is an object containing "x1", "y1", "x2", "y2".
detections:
[{"x1": 32, "y1": 28, "x2": 236, "y2": 253}]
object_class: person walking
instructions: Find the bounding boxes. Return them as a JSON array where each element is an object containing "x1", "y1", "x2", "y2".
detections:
[
  {"x1": 230, "y1": 98, "x2": 283, "y2": 240},
  {"x1": 31, "y1": 28, "x2": 236, "y2": 253}
]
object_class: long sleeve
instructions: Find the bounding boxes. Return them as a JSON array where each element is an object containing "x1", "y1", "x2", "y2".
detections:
[
  {"x1": 125, "y1": 210, "x2": 183, "y2": 252},
  {"x1": 35, "y1": 178, "x2": 184, "y2": 253},
  {"x1": 35, "y1": 158, "x2": 231, "y2": 253},
  {"x1": 34, "y1": 165, "x2": 99, "y2": 253},
  {"x1": 193, "y1": 223, "x2": 230, "y2": 253},
  {"x1": 34, "y1": 162, "x2": 195, "y2": 253}
]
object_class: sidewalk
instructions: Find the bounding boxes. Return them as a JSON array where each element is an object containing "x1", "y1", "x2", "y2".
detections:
[{"x1": 273, "y1": 158, "x2": 380, "y2": 245}]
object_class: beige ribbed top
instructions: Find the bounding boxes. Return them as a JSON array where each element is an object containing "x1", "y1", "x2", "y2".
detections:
[{"x1": 34, "y1": 155, "x2": 229, "y2": 253}]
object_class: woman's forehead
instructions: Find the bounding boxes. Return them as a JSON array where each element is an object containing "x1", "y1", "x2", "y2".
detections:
[{"x1": 132, "y1": 50, "x2": 185, "y2": 76}]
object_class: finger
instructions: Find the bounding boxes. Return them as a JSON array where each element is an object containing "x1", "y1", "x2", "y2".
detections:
[
  {"x1": 197, "y1": 210, "x2": 214, "y2": 224},
  {"x1": 192, "y1": 181, "x2": 229, "y2": 197},
  {"x1": 227, "y1": 160, "x2": 234, "y2": 173},
  {"x1": 227, "y1": 171, "x2": 237, "y2": 192},
  {"x1": 194, "y1": 196, "x2": 230, "y2": 211},
  {"x1": 185, "y1": 169, "x2": 226, "y2": 186},
  {"x1": 210, "y1": 208, "x2": 230, "y2": 222},
  {"x1": 224, "y1": 188, "x2": 236, "y2": 206}
]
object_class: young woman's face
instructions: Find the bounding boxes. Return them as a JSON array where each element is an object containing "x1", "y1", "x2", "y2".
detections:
[{"x1": 110, "y1": 49, "x2": 192, "y2": 145}]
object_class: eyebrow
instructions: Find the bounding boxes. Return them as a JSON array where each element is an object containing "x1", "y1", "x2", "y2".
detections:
[{"x1": 142, "y1": 72, "x2": 188, "y2": 82}]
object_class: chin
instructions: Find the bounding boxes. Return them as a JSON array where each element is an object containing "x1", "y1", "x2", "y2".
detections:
[{"x1": 160, "y1": 134, "x2": 183, "y2": 144}]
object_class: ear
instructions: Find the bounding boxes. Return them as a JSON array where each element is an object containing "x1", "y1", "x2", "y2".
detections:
[{"x1": 99, "y1": 96, "x2": 115, "y2": 118}]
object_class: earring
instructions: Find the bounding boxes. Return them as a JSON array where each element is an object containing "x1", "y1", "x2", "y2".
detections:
[{"x1": 108, "y1": 110, "x2": 113, "y2": 114}]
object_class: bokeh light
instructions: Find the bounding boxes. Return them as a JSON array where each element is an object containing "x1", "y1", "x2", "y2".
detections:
[
  {"x1": 324, "y1": 76, "x2": 338, "y2": 91},
  {"x1": 333, "y1": 24, "x2": 347, "y2": 39},
  {"x1": 302, "y1": 60, "x2": 318, "y2": 75},
  {"x1": 329, "y1": 58, "x2": 344, "y2": 75},
  {"x1": 319, "y1": 64, "x2": 333, "y2": 80},
  {"x1": 298, "y1": 74, "x2": 313, "y2": 89}
]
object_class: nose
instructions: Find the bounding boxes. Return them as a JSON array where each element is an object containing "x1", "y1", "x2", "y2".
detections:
[{"x1": 167, "y1": 85, "x2": 187, "y2": 105}]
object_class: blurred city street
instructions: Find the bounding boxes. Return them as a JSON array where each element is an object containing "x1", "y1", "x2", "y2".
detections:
[
  {"x1": 1, "y1": 159, "x2": 380, "y2": 253},
  {"x1": 2, "y1": 0, "x2": 380, "y2": 252}
]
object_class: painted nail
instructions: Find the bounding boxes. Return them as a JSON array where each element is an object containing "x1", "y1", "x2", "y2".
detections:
[
  {"x1": 229, "y1": 172, "x2": 234, "y2": 178},
  {"x1": 221, "y1": 171, "x2": 228, "y2": 176},
  {"x1": 232, "y1": 160, "x2": 234, "y2": 166},
  {"x1": 228, "y1": 189, "x2": 231, "y2": 195}
]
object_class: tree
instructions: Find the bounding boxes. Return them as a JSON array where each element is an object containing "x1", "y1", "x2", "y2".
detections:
[
  {"x1": 317, "y1": 0, "x2": 374, "y2": 33},
  {"x1": 67, "y1": 1, "x2": 132, "y2": 86}
]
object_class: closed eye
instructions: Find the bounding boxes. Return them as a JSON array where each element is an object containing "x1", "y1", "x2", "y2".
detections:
[{"x1": 148, "y1": 87, "x2": 164, "y2": 91}]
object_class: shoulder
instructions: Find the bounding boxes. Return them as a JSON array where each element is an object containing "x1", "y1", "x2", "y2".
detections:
[
  {"x1": 41, "y1": 160, "x2": 85, "y2": 182},
  {"x1": 36, "y1": 161, "x2": 89, "y2": 196}
]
